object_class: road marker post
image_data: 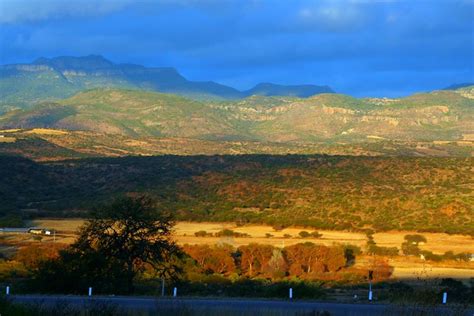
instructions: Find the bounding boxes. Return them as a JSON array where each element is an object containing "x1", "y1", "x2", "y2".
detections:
[
  {"x1": 442, "y1": 292, "x2": 447, "y2": 304},
  {"x1": 173, "y1": 287, "x2": 177, "y2": 297},
  {"x1": 161, "y1": 278, "x2": 165, "y2": 297},
  {"x1": 368, "y1": 270, "x2": 373, "y2": 302},
  {"x1": 88, "y1": 287, "x2": 92, "y2": 297},
  {"x1": 289, "y1": 288, "x2": 293, "y2": 300},
  {"x1": 6, "y1": 286, "x2": 10, "y2": 295}
]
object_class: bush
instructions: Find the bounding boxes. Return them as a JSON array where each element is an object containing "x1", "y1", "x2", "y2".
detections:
[
  {"x1": 404, "y1": 234, "x2": 427, "y2": 245},
  {"x1": 194, "y1": 230, "x2": 209, "y2": 237},
  {"x1": 310, "y1": 231, "x2": 323, "y2": 238},
  {"x1": 299, "y1": 231, "x2": 311, "y2": 238}
]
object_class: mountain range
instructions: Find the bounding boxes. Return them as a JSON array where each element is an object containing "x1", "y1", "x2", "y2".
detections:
[
  {"x1": 1, "y1": 85, "x2": 472, "y2": 145},
  {"x1": 0, "y1": 55, "x2": 472, "y2": 160},
  {"x1": 0, "y1": 55, "x2": 333, "y2": 112}
]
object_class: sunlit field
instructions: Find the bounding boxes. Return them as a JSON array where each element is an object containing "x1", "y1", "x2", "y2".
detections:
[{"x1": 12, "y1": 219, "x2": 470, "y2": 281}]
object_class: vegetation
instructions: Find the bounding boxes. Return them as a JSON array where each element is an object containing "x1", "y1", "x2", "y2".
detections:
[
  {"x1": 31, "y1": 195, "x2": 181, "y2": 294},
  {"x1": 0, "y1": 154, "x2": 472, "y2": 235},
  {"x1": 1, "y1": 86, "x2": 473, "y2": 143}
]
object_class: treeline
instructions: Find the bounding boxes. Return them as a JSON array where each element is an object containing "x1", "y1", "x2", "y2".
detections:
[
  {"x1": 182, "y1": 243, "x2": 392, "y2": 282},
  {"x1": 0, "y1": 195, "x2": 472, "y2": 304},
  {"x1": 0, "y1": 154, "x2": 472, "y2": 235},
  {"x1": 1, "y1": 241, "x2": 391, "y2": 294}
]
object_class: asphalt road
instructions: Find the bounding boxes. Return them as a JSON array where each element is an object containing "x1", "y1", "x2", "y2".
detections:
[{"x1": 9, "y1": 295, "x2": 474, "y2": 316}]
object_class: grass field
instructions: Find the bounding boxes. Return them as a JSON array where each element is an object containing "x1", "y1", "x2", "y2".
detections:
[
  {"x1": 6, "y1": 219, "x2": 470, "y2": 281},
  {"x1": 30, "y1": 219, "x2": 474, "y2": 253}
]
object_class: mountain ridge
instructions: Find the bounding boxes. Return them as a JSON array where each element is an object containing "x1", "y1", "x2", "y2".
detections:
[
  {"x1": 0, "y1": 55, "x2": 334, "y2": 110},
  {"x1": 1, "y1": 87, "x2": 472, "y2": 143}
]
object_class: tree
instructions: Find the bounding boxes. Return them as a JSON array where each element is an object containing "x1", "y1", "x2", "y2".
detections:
[
  {"x1": 184, "y1": 244, "x2": 235, "y2": 275},
  {"x1": 15, "y1": 243, "x2": 66, "y2": 270},
  {"x1": 299, "y1": 231, "x2": 311, "y2": 238},
  {"x1": 404, "y1": 234, "x2": 427, "y2": 245},
  {"x1": 264, "y1": 248, "x2": 288, "y2": 279},
  {"x1": 34, "y1": 194, "x2": 181, "y2": 294},
  {"x1": 238, "y1": 244, "x2": 274, "y2": 277}
]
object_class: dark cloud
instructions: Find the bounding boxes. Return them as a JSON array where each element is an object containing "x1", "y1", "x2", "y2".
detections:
[{"x1": 0, "y1": 0, "x2": 472, "y2": 96}]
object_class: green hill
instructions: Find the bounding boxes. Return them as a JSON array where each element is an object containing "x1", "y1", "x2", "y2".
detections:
[
  {"x1": 0, "y1": 55, "x2": 334, "y2": 112},
  {"x1": 0, "y1": 154, "x2": 472, "y2": 235},
  {"x1": 1, "y1": 88, "x2": 472, "y2": 143}
]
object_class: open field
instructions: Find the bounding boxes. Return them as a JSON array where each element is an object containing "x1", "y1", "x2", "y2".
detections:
[
  {"x1": 4, "y1": 219, "x2": 467, "y2": 281},
  {"x1": 29, "y1": 219, "x2": 474, "y2": 253},
  {"x1": 374, "y1": 231, "x2": 474, "y2": 254},
  {"x1": 391, "y1": 266, "x2": 474, "y2": 279}
]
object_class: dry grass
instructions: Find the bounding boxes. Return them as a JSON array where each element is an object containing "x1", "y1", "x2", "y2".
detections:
[
  {"x1": 33, "y1": 219, "x2": 85, "y2": 233},
  {"x1": 0, "y1": 136, "x2": 16, "y2": 143},
  {"x1": 25, "y1": 128, "x2": 68, "y2": 135},
  {"x1": 374, "y1": 231, "x2": 474, "y2": 254},
  {"x1": 392, "y1": 266, "x2": 474, "y2": 279},
  {"x1": 20, "y1": 219, "x2": 473, "y2": 280},
  {"x1": 31, "y1": 220, "x2": 473, "y2": 254},
  {"x1": 0, "y1": 129, "x2": 22, "y2": 133},
  {"x1": 176, "y1": 222, "x2": 367, "y2": 248}
]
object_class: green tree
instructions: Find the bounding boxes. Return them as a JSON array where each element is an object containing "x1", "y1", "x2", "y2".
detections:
[
  {"x1": 34, "y1": 194, "x2": 181, "y2": 294},
  {"x1": 404, "y1": 234, "x2": 427, "y2": 245}
]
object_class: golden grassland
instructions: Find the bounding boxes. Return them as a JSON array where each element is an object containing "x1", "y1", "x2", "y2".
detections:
[
  {"x1": 30, "y1": 219, "x2": 474, "y2": 253},
  {"x1": 0, "y1": 136, "x2": 16, "y2": 143},
  {"x1": 374, "y1": 231, "x2": 474, "y2": 254},
  {"x1": 15, "y1": 219, "x2": 472, "y2": 281},
  {"x1": 24, "y1": 128, "x2": 69, "y2": 135}
]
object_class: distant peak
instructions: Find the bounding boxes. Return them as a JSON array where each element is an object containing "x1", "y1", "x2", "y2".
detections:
[
  {"x1": 245, "y1": 82, "x2": 334, "y2": 97},
  {"x1": 442, "y1": 83, "x2": 474, "y2": 90},
  {"x1": 33, "y1": 55, "x2": 114, "y2": 70}
]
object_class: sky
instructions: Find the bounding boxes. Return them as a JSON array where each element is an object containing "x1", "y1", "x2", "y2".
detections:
[{"x1": 0, "y1": 0, "x2": 473, "y2": 97}]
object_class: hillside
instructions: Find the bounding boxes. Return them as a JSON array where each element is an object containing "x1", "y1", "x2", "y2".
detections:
[
  {"x1": 1, "y1": 88, "x2": 473, "y2": 144},
  {"x1": 0, "y1": 154, "x2": 472, "y2": 235},
  {"x1": 3, "y1": 128, "x2": 472, "y2": 162},
  {"x1": 0, "y1": 55, "x2": 333, "y2": 111}
]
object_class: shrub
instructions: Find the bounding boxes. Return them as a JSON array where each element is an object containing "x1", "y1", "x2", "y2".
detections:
[
  {"x1": 194, "y1": 230, "x2": 208, "y2": 237},
  {"x1": 299, "y1": 231, "x2": 311, "y2": 238},
  {"x1": 404, "y1": 234, "x2": 427, "y2": 245}
]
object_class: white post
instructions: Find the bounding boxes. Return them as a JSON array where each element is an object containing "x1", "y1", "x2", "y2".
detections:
[
  {"x1": 88, "y1": 287, "x2": 92, "y2": 297},
  {"x1": 173, "y1": 287, "x2": 177, "y2": 297},
  {"x1": 369, "y1": 281, "x2": 373, "y2": 301},
  {"x1": 289, "y1": 288, "x2": 293, "y2": 300},
  {"x1": 6, "y1": 286, "x2": 10, "y2": 295},
  {"x1": 442, "y1": 292, "x2": 447, "y2": 304}
]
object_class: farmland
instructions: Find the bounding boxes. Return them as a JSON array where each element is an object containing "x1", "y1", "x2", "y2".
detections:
[{"x1": 5, "y1": 219, "x2": 469, "y2": 281}]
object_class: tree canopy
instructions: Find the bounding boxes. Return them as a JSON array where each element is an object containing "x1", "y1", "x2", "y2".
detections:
[{"x1": 34, "y1": 194, "x2": 181, "y2": 294}]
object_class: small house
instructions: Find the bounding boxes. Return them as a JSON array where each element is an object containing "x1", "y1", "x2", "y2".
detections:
[{"x1": 28, "y1": 228, "x2": 45, "y2": 235}]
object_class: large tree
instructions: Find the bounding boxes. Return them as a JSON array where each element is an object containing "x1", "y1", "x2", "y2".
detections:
[{"x1": 35, "y1": 194, "x2": 181, "y2": 294}]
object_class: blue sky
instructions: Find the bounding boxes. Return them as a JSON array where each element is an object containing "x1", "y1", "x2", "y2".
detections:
[{"x1": 0, "y1": 0, "x2": 472, "y2": 97}]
